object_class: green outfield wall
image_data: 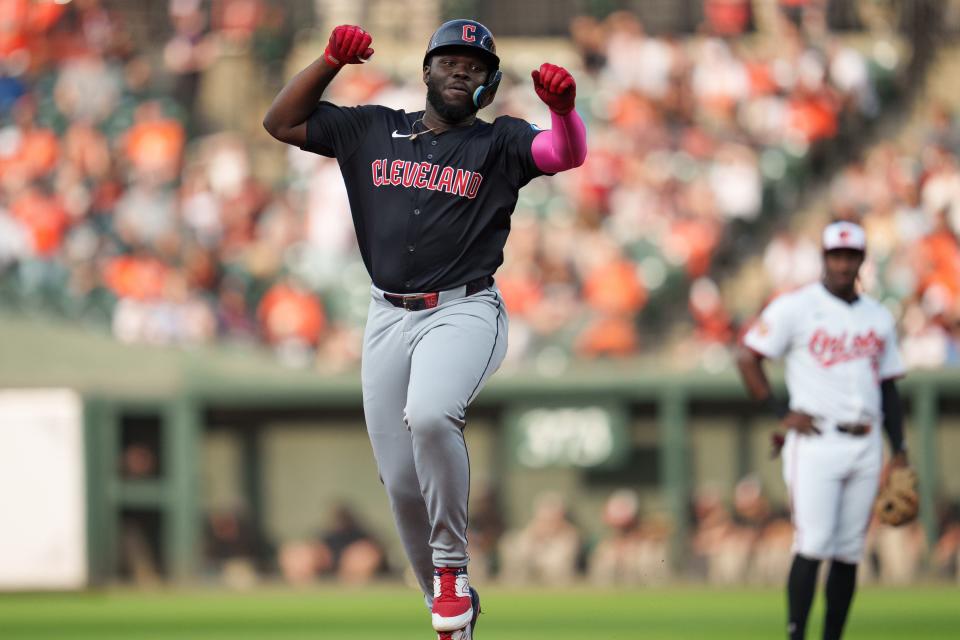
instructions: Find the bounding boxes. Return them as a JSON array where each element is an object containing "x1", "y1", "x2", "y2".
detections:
[{"x1": 77, "y1": 366, "x2": 960, "y2": 584}]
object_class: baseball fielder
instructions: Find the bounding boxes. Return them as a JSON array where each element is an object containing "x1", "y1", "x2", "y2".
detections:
[
  {"x1": 737, "y1": 221, "x2": 908, "y2": 640},
  {"x1": 263, "y1": 19, "x2": 586, "y2": 639}
]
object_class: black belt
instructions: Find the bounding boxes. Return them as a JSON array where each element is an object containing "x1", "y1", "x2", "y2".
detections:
[
  {"x1": 837, "y1": 423, "x2": 871, "y2": 436},
  {"x1": 383, "y1": 276, "x2": 493, "y2": 311}
]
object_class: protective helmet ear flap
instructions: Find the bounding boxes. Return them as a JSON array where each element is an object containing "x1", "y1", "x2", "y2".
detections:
[{"x1": 473, "y1": 69, "x2": 502, "y2": 108}]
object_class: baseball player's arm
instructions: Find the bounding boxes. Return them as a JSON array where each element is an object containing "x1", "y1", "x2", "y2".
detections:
[
  {"x1": 878, "y1": 313, "x2": 908, "y2": 464},
  {"x1": 738, "y1": 296, "x2": 819, "y2": 435},
  {"x1": 881, "y1": 379, "x2": 907, "y2": 465},
  {"x1": 262, "y1": 25, "x2": 373, "y2": 147},
  {"x1": 736, "y1": 348, "x2": 820, "y2": 435},
  {"x1": 735, "y1": 346, "x2": 782, "y2": 410},
  {"x1": 530, "y1": 63, "x2": 587, "y2": 172}
]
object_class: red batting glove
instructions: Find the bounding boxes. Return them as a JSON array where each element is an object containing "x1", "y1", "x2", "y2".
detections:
[
  {"x1": 324, "y1": 25, "x2": 374, "y2": 68},
  {"x1": 531, "y1": 63, "x2": 576, "y2": 115}
]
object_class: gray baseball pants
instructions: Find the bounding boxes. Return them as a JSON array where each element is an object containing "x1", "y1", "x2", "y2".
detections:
[{"x1": 361, "y1": 281, "x2": 507, "y2": 598}]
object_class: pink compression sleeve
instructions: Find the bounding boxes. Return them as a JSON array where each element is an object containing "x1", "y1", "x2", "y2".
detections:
[{"x1": 530, "y1": 108, "x2": 587, "y2": 173}]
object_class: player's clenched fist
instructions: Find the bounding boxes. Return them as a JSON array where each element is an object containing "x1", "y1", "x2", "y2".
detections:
[
  {"x1": 324, "y1": 25, "x2": 374, "y2": 68},
  {"x1": 531, "y1": 63, "x2": 576, "y2": 115}
]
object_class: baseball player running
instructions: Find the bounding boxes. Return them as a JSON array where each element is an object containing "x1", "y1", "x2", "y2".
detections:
[
  {"x1": 263, "y1": 19, "x2": 586, "y2": 639},
  {"x1": 737, "y1": 221, "x2": 908, "y2": 640}
]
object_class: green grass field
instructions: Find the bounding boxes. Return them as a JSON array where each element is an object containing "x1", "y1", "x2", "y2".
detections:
[{"x1": 1, "y1": 585, "x2": 957, "y2": 639}]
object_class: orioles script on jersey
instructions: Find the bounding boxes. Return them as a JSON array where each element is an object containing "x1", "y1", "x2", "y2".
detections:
[
  {"x1": 808, "y1": 328, "x2": 885, "y2": 368},
  {"x1": 371, "y1": 159, "x2": 484, "y2": 199}
]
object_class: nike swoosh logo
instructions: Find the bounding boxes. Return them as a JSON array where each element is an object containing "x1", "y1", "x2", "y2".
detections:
[{"x1": 392, "y1": 130, "x2": 413, "y2": 138}]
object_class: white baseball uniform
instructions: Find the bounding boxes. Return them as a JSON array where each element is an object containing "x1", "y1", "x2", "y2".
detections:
[{"x1": 744, "y1": 282, "x2": 905, "y2": 562}]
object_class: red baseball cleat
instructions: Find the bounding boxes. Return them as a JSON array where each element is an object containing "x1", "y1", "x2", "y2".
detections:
[
  {"x1": 436, "y1": 587, "x2": 481, "y2": 639},
  {"x1": 432, "y1": 567, "x2": 473, "y2": 632}
]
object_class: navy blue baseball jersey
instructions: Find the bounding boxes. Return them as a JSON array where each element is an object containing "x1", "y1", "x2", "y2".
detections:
[{"x1": 302, "y1": 102, "x2": 546, "y2": 293}]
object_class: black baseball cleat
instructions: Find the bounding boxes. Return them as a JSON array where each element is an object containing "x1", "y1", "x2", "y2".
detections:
[{"x1": 469, "y1": 587, "x2": 481, "y2": 636}]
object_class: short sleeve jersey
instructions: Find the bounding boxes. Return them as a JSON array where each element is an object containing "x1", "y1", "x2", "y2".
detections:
[
  {"x1": 742, "y1": 282, "x2": 905, "y2": 424},
  {"x1": 302, "y1": 102, "x2": 547, "y2": 293}
]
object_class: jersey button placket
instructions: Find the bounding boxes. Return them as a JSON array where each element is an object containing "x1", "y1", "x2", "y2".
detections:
[
  {"x1": 844, "y1": 306, "x2": 859, "y2": 420},
  {"x1": 404, "y1": 180, "x2": 422, "y2": 289}
]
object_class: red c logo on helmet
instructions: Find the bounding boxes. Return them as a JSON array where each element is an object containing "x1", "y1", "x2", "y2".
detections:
[{"x1": 462, "y1": 24, "x2": 476, "y2": 42}]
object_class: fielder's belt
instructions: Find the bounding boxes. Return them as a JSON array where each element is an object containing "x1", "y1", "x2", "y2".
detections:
[
  {"x1": 383, "y1": 276, "x2": 493, "y2": 311},
  {"x1": 836, "y1": 423, "x2": 871, "y2": 436}
]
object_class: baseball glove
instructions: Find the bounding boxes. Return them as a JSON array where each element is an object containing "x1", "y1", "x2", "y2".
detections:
[{"x1": 874, "y1": 466, "x2": 919, "y2": 526}]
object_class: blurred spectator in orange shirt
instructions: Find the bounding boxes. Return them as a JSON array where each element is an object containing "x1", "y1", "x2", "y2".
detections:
[
  {"x1": 498, "y1": 216, "x2": 544, "y2": 318},
  {"x1": 498, "y1": 263, "x2": 544, "y2": 319},
  {"x1": 124, "y1": 101, "x2": 185, "y2": 182},
  {"x1": 103, "y1": 253, "x2": 170, "y2": 301},
  {"x1": 705, "y1": 0, "x2": 752, "y2": 37},
  {"x1": 0, "y1": 0, "x2": 66, "y2": 58},
  {"x1": 786, "y1": 88, "x2": 838, "y2": 143},
  {"x1": 577, "y1": 314, "x2": 639, "y2": 358},
  {"x1": 666, "y1": 215, "x2": 721, "y2": 278},
  {"x1": 257, "y1": 278, "x2": 326, "y2": 348},
  {"x1": 577, "y1": 244, "x2": 646, "y2": 358},
  {"x1": 2, "y1": 96, "x2": 59, "y2": 180},
  {"x1": 583, "y1": 256, "x2": 646, "y2": 315},
  {"x1": 10, "y1": 186, "x2": 69, "y2": 257},
  {"x1": 15, "y1": 124, "x2": 58, "y2": 179}
]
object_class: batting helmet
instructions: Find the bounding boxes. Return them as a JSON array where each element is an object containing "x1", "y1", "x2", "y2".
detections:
[{"x1": 423, "y1": 19, "x2": 502, "y2": 108}]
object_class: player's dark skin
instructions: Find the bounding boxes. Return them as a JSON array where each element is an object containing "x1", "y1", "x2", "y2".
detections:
[
  {"x1": 737, "y1": 249, "x2": 866, "y2": 437},
  {"x1": 421, "y1": 51, "x2": 493, "y2": 130},
  {"x1": 822, "y1": 248, "x2": 863, "y2": 303},
  {"x1": 262, "y1": 51, "x2": 491, "y2": 147}
]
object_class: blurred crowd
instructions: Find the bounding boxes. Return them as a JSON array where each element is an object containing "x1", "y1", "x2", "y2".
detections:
[
  {"x1": 193, "y1": 482, "x2": 960, "y2": 589},
  {"x1": 0, "y1": 0, "x2": 907, "y2": 372}
]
